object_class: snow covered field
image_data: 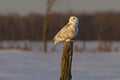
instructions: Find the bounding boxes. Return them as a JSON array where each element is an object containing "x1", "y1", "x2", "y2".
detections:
[
  {"x1": 1, "y1": 41, "x2": 120, "y2": 52},
  {"x1": 0, "y1": 41, "x2": 120, "y2": 80},
  {"x1": 0, "y1": 50, "x2": 120, "y2": 80}
]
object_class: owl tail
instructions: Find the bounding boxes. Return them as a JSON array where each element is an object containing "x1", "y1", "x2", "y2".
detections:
[
  {"x1": 53, "y1": 38, "x2": 59, "y2": 45},
  {"x1": 54, "y1": 40, "x2": 59, "y2": 45}
]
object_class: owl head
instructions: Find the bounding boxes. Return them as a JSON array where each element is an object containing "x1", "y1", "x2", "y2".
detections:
[{"x1": 69, "y1": 16, "x2": 79, "y2": 24}]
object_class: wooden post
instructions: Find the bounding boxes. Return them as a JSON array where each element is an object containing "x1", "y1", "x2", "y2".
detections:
[{"x1": 59, "y1": 41, "x2": 73, "y2": 80}]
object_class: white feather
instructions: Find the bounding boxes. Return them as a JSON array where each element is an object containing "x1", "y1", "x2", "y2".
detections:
[{"x1": 53, "y1": 16, "x2": 79, "y2": 45}]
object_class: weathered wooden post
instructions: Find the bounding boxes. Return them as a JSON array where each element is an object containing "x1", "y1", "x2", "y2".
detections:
[{"x1": 59, "y1": 41, "x2": 73, "y2": 80}]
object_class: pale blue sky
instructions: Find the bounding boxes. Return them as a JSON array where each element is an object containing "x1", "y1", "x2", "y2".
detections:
[{"x1": 0, "y1": 0, "x2": 120, "y2": 15}]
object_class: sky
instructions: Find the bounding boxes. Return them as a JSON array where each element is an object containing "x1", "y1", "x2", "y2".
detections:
[{"x1": 0, "y1": 0, "x2": 120, "y2": 15}]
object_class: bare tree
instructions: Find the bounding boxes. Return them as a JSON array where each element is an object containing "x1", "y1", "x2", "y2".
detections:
[
  {"x1": 93, "y1": 13, "x2": 104, "y2": 51},
  {"x1": 93, "y1": 13, "x2": 113, "y2": 51},
  {"x1": 42, "y1": 0, "x2": 56, "y2": 53}
]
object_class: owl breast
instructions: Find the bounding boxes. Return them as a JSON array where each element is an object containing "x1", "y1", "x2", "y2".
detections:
[{"x1": 73, "y1": 23, "x2": 79, "y2": 38}]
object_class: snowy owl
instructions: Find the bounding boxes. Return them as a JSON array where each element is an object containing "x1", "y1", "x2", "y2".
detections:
[{"x1": 53, "y1": 16, "x2": 79, "y2": 45}]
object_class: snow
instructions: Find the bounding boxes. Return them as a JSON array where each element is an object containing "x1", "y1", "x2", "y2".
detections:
[
  {"x1": 1, "y1": 41, "x2": 120, "y2": 52},
  {"x1": 0, "y1": 41, "x2": 120, "y2": 80},
  {"x1": 0, "y1": 50, "x2": 120, "y2": 80}
]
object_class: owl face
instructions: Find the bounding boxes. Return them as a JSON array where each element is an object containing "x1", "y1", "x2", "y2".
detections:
[{"x1": 69, "y1": 16, "x2": 79, "y2": 24}]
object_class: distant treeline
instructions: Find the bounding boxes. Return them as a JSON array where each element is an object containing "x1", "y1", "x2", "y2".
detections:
[{"x1": 0, "y1": 12, "x2": 120, "y2": 41}]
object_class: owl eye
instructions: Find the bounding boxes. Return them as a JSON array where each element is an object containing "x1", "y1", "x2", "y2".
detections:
[{"x1": 73, "y1": 17, "x2": 75, "y2": 19}]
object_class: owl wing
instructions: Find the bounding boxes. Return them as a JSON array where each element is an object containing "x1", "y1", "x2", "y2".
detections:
[{"x1": 53, "y1": 23, "x2": 74, "y2": 45}]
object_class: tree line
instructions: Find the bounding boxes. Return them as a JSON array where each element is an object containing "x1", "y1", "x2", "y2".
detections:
[{"x1": 0, "y1": 11, "x2": 120, "y2": 41}]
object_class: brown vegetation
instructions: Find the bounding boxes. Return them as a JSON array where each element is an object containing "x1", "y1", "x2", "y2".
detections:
[{"x1": 0, "y1": 11, "x2": 120, "y2": 41}]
